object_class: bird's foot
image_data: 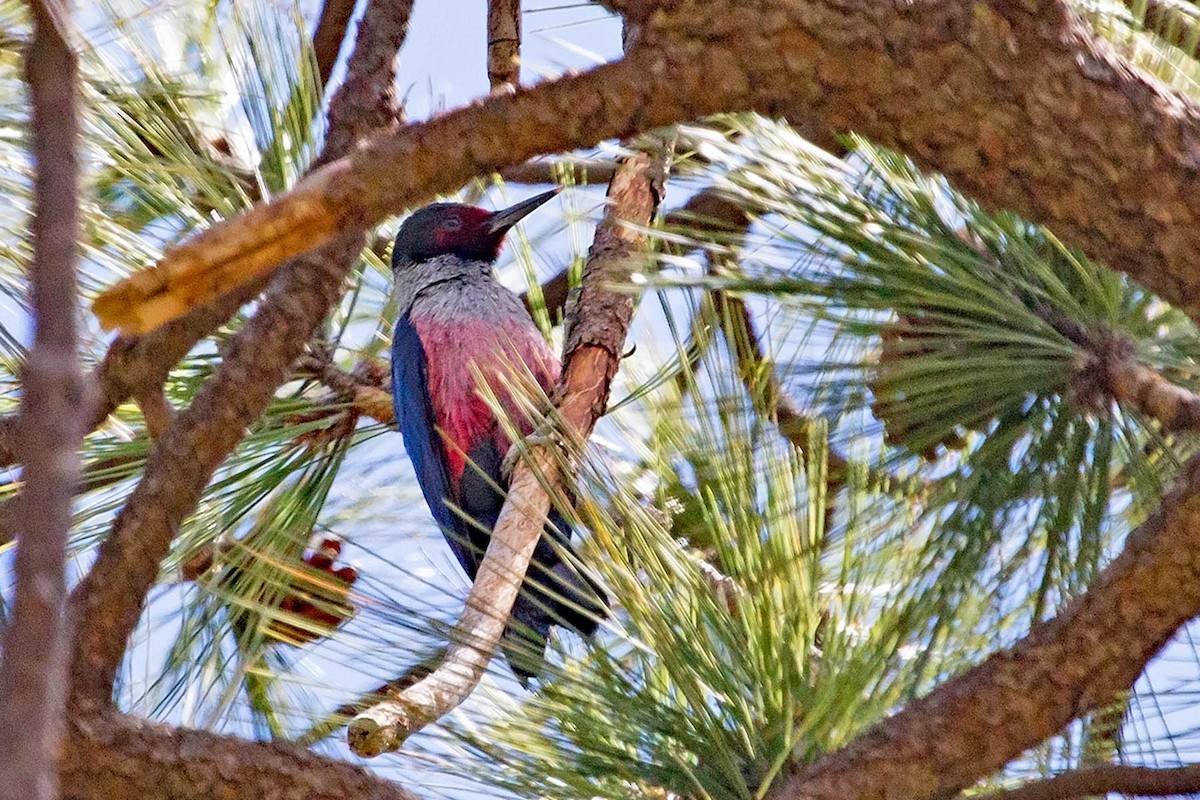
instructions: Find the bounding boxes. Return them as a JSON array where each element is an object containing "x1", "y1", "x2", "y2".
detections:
[{"x1": 500, "y1": 425, "x2": 575, "y2": 483}]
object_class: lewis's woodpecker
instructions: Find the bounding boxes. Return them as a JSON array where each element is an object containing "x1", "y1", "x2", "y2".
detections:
[{"x1": 389, "y1": 189, "x2": 608, "y2": 679}]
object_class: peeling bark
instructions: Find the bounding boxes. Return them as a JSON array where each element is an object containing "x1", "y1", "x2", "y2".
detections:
[
  {"x1": 0, "y1": 3, "x2": 82, "y2": 799},
  {"x1": 66, "y1": 0, "x2": 414, "y2": 707},
  {"x1": 347, "y1": 147, "x2": 669, "y2": 756}
]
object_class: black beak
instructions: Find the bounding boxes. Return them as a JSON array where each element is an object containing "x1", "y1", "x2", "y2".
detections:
[{"x1": 486, "y1": 187, "x2": 560, "y2": 235}]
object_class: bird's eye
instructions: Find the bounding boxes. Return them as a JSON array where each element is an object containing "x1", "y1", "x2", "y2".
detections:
[{"x1": 442, "y1": 217, "x2": 462, "y2": 230}]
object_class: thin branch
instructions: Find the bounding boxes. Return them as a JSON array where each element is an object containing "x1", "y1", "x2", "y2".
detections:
[
  {"x1": 0, "y1": 3, "x2": 81, "y2": 800},
  {"x1": 66, "y1": 0, "x2": 414, "y2": 708},
  {"x1": 312, "y1": 0, "x2": 358, "y2": 90},
  {"x1": 487, "y1": 0, "x2": 521, "y2": 92},
  {"x1": 520, "y1": 266, "x2": 571, "y2": 320},
  {"x1": 772, "y1": 451, "x2": 1200, "y2": 800},
  {"x1": 500, "y1": 157, "x2": 616, "y2": 186},
  {"x1": 973, "y1": 763, "x2": 1200, "y2": 800},
  {"x1": 346, "y1": 146, "x2": 669, "y2": 756},
  {"x1": 293, "y1": 649, "x2": 443, "y2": 746},
  {"x1": 61, "y1": 711, "x2": 418, "y2": 800}
]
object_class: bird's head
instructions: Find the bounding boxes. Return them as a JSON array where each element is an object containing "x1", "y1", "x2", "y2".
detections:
[{"x1": 391, "y1": 188, "x2": 559, "y2": 269}]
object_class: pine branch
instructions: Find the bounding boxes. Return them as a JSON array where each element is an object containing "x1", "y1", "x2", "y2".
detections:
[
  {"x1": 65, "y1": 0, "x2": 414, "y2": 708},
  {"x1": 772, "y1": 452, "x2": 1200, "y2": 800},
  {"x1": 487, "y1": 0, "x2": 521, "y2": 92},
  {"x1": 91, "y1": 0, "x2": 1200, "y2": 335},
  {"x1": 60, "y1": 711, "x2": 418, "y2": 800},
  {"x1": 973, "y1": 763, "x2": 1200, "y2": 800},
  {"x1": 0, "y1": 2, "x2": 81, "y2": 799},
  {"x1": 346, "y1": 146, "x2": 669, "y2": 756}
]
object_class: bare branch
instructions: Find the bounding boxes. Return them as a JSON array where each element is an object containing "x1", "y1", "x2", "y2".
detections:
[
  {"x1": 312, "y1": 0, "x2": 357, "y2": 90},
  {"x1": 0, "y1": 2, "x2": 81, "y2": 799},
  {"x1": 347, "y1": 147, "x2": 668, "y2": 756},
  {"x1": 773, "y1": 452, "x2": 1200, "y2": 800},
  {"x1": 61, "y1": 711, "x2": 418, "y2": 800},
  {"x1": 66, "y1": 0, "x2": 414, "y2": 707},
  {"x1": 500, "y1": 157, "x2": 616, "y2": 186},
  {"x1": 973, "y1": 763, "x2": 1200, "y2": 800},
  {"x1": 487, "y1": 0, "x2": 521, "y2": 92}
]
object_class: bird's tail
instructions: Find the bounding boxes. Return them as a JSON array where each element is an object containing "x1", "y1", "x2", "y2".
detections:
[{"x1": 501, "y1": 557, "x2": 609, "y2": 681}]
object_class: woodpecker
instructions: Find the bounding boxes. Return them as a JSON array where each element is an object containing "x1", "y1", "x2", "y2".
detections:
[{"x1": 389, "y1": 189, "x2": 608, "y2": 680}]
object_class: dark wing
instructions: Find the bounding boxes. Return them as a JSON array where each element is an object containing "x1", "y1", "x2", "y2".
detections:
[{"x1": 391, "y1": 314, "x2": 481, "y2": 576}]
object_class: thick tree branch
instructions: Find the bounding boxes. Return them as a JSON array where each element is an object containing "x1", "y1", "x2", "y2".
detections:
[
  {"x1": 94, "y1": 0, "x2": 1200, "y2": 335},
  {"x1": 0, "y1": 3, "x2": 81, "y2": 800},
  {"x1": 487, "y1": 0, "x2": 521, "y2": 92},
  {"x1": 974, "y1": 763, "x2": 1200, "y2": 800},
  {"x1": 773, "y1": 452, "x2": 1200, "y2": 800},
  {"x1": 61, "y1": 712, "x2": 417, "y2": 800},
  {"x1": 346, "y1": 148, "x2": 668, "y2": 756},
  {"x1": 66, "y1": 0, "x2": 414, "y2": 708}
]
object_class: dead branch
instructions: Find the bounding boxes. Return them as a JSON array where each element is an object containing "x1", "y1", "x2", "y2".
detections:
[
  {"x1": 346, "y1": 147, "x2": 668, "y2": 757},
  {"x1": 973, "y1": 763, "x2": 1200, "y2": 800},
  {"x1": 487, "y1": 0, "x2": 521, "y2": 92},
  {"x1": 65, "y1": 0, "x2": 414, "y2": 708},
  {"x1": 0, "y1": 2, "x2": 81, "y2": 799},
  {"x1": 61, "y1": 711, "x2": 418, "y2": 800},
  {"x1": 772, "y1": 451, "x2": 1200, "y2": 800}
]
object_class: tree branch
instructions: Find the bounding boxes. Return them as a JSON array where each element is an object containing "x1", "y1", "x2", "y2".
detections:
[
  {"x1": 66, "y1": 0, "x2": 414, "y2": 708},
  {"x1": 93, "y1": 0, "x2": 1200, "y2": 336},
  {"x1": 61, "y1": 711, "x2": 417, "y2": 800},
  {"x1": 0, "y1": 3, "x2": 81, "y2": 799},
  {"x1": 487, "y1": 0, "x2": 521, "y2": 92},
  {"x1": 312, "y1": 0, "x2": 358, "y2": 90},
  {"x1": 772, "y1": 451, "x2": 1200, "y2": 800},
  {"x1": 346, "y1": 147, "x2": 668, "y2": 756},
  {"x1": 974, "y1": 763, "x2": 1200, "y2": 800}
]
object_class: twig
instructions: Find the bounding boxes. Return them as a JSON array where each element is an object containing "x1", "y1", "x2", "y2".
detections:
[
  {"x1": 487, "y1": 0, "x2": 521, "y2": 93},
  {"x1": 972, "y1": 763, "x2": 1200, "y2": 800},
  {"x1": 520, "y1": 266, "x2": 571, "y2": 321},
  {"x1": 0, "y1": 2, "x2": 81, "y2": 799},
  {"x1": 293, "y1": 649, "x2": 443, "y2": 746},
  {"x1": 312, "y1": 0, "x2": 357, "y2": 90},
  {"x1": 133, "y1": 385, "x2": 174, "y2": 439},
  {"x1": 346, "y1": 147, "x2": 668, "y2": 756},
  {"x1": 66, "y1": 0, "x2": 414, "y2": 708}
]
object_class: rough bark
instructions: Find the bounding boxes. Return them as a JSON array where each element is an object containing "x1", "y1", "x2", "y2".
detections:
[
  {"x1": 66, "y1": 0, "x2": 413, "y2": 707},
  {"x1": 974, "y1": 763, "x2": 1200, "y2": 800},
  {"x1": 0, "y1": 3, "x2": 82, "y2": 800},
  {"x1": 94, "y1": 0, "x2": 1200, "y2": 335},
  {"x1": 346, "y1": 148, "x2": 668, "y2": 756},
  {"x1": 60, "y1": 712, "x2": 417, "y2": 800},
  {"x1": 772, "y1": 452, "x2": 1200, "y2": 800},
  {"x1": 487, "y1": 0, "x2": 521, "y2": 92}
]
